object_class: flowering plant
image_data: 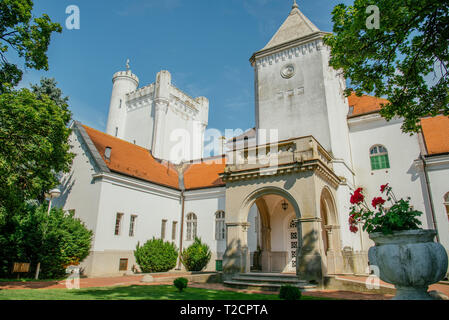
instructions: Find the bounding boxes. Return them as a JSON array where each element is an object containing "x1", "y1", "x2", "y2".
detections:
[{"x1": 348, "y1": 184, "x2": 422, "y2": 235}]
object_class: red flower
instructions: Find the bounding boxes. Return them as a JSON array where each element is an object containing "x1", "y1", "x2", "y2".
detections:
[
  {"x1": 380, "y1": 183, "x2": 389, "y2": 193},
  {"x1": 348, "y1": 216, "x2": 355, "y2": 224},
  {"x1": 372, "y1": 197, "x2": 386, "y2": 207},
  {"x1": 349, "y1": 225, "x2": 358, "y2": 233},
  {"x1": 350, "y1": 188, "x2": 364, "y2": 204}
]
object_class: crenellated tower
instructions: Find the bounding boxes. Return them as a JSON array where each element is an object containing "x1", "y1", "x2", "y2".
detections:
[
  {"x1": 106, "y1": 63, "x2": 209, "y2": 163},
  {"x1": 106, "y1": 67, "x2": 139, "y2": 139}
]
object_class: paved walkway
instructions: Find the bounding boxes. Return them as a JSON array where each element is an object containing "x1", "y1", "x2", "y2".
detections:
[
  {"x1": 336, "y1": 275, "x2": 449, "y2": 297},
  {"x1": 0, "y1": 274, "x2": 447, "y2": 300}
]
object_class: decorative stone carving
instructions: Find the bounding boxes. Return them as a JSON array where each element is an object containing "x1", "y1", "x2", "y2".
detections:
[
  {"x1": 369, "y1": 230, "x2": 448, "y2": 300},
  {"x1": 281, "y1": 64, "x2": 296, "y2": 79}
]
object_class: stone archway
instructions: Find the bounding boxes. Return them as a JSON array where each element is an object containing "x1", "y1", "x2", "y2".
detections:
[
  {"x1": 319, "y1": 187, "x2": 342, "y2": 274},
  {"x1": 225, "y1": 186, "x2": 303, "y2": 274}
]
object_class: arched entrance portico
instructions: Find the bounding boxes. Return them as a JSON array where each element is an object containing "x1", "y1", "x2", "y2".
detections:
[
  {"x1": 245, "y1": 189, "x2": 301, "y2": 273},
  {"x1": 221, "y1": 135, "x2": 343, "y2": 281}
]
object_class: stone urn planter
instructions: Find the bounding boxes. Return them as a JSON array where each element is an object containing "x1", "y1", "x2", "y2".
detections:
[{"x1": 368, "y1": 230, "x2": 448, "y2": 300}]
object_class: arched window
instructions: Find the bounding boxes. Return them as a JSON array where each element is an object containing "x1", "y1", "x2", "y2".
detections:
[
  {"x1": 444, "y1": 193, "x2": 449, "y2": 221},
  {"x1": 186, "y1": 213, "x2": 197, "y2": 241},
  {"x1": 215, "y1": 211, "x2": 225, "y2": 240},
  {"x1": 370, "y1": 145, "x2": 390, "y2": 170}
]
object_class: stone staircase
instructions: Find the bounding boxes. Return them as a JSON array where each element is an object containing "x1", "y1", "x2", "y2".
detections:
[{"x1": 223, "y1": 272, "x2": 318, "y2": 292}]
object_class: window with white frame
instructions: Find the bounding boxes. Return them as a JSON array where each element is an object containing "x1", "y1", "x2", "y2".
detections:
[
  {"x1": 172, "y1": 221, "x2": 177, "y2": 241},
  {"x1": 215, "y1": 211, "x2": 225, "y2": 240},
  {"x1": 370, "y1": 145, "x2": 390, "y2": 170},
  {"x1": 129, "y1": 215, "x2": 137, "y2": 237},
  {"x1": 186, "y1": 213, "x2": 197, "y2": 241},
  {"x1": 114, "y1": 213, "x2": 124, "y2": 236},
  {"x1": 161, "y1": 219, "x2": 167, "y2": 240}
]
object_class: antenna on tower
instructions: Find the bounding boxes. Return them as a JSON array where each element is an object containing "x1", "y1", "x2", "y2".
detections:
[{"x1": 126, "y1": 58, "x2": 130, "y2": 71}]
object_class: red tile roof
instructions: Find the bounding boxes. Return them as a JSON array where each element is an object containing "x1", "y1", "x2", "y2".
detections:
[
  {"x1": 81, "y1": 124, "x2": 226, "y2": 190},
  {"x1": 82, "y1": 125, "x2": 180, "y2": 189},
  {"x1": 421, "y1": 115, "x2": 449, "y2": 155},
  {"x1": 346, "y1": 93, "x2": 449, "y2": 155},
  {"x1": 183, "y1": 158, "x2": 226, "y2": 190},
  {"x1": 347, "y1": 92, "x2": 389, "y2": 118}
]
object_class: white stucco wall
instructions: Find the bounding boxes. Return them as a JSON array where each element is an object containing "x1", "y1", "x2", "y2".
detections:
[
  {"x1": 349, "y1": 115, "x2": 430, "y2": 250},
  {"x1": 124, "y1": 104, "x2": 154, "y2": 148},
  {"x1": 425, "y1": 155, "x2": 449, "y2": 253},
  {"x1": 55, "y1": 129, "x2": 102, "y2": 237},
  {"x1": 93, "y1": 174, "x2": 181, "y2": 252},
  {"x1": 184, "y1": 188, "x2": 226, "y2": 269}
]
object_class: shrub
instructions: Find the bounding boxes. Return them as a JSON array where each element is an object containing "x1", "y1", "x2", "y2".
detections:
[
  {"x1": 0, "y1": 204, "x2": 93, "y2": 279},
  {"x1": 181, "y1": 237, "x2": 211, "y2": 272},
  {"x1": 279, "y1": 285, "x2": 302, "y2": 300},
  {"x1": 134, "y1": 238, "x2": 178, "y2": 273},
  {"x1": 173, "y1": 277, "x2": 188, "y2": 292}
]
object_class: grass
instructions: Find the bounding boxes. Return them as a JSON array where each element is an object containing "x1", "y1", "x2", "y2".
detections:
[{"x1": 0, "y1": 284, "x2": 330, "y2": 300}]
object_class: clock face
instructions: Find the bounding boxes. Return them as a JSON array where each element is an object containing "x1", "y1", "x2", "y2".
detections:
[{"x1": 281, "y1": 64, "x2": 295, "y2": 79}]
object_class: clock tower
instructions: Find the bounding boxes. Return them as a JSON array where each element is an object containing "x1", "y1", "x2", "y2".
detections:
[{"x1": 251, "y1": 1, "x2": 351, "y2": 165}]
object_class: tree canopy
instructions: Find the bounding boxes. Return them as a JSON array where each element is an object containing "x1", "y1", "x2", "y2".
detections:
[
  {"x1": 324, "y1": 0, "x2": 449, "y2": 133},
  {"x1": 0, "y1": 0, "x2": 62, "y2": 92},
  {"x1": 0, "y1": 78, "x2": 73, "y2": 212}
]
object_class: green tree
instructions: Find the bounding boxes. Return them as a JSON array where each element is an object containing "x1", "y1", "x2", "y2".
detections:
[
  {"x1": 0, "y1": 79, "x2": 73, "y2": 213},
  {"x1": 324, "y1": 0, "x2": 449, "y2": 133},
  {"x1": 134, "y1": 238, "x2": 178, "y2": 273},
  {"x1": 0, "y1": 204, "x2": 93, "y2": 278},
  {"x1": 0, "y1": 0, "x2": 62, "y2": 92},
  {"x1": 181, "y1": 237, "x2": 211, "y2": 272}
]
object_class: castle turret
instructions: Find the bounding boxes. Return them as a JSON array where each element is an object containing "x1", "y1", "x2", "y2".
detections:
[
  {"x1": 151, "y1": 70, "x2": 172, "y2": 158},
  {"x1": 196, "y1": 96, "x2": 209, "y2": 158},
  {"x1": 106, "y1": 65, "x2": 139, "y2": 139}
]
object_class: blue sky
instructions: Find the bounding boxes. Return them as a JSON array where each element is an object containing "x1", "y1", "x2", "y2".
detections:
[{"x1": 19, "y1": 0, "x2": 353, "y2": 134}]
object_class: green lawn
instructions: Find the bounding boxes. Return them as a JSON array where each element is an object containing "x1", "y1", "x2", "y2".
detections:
[{"x1": 0, "y1": 284, "x2": 328, "y2": 300}]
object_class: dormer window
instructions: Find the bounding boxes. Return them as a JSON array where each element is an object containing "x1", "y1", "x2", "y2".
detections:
[{"x1": 105, "y1": 147, "x2": 112, "y2": 161}]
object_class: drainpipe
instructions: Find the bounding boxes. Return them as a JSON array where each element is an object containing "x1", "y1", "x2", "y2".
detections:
[
  {"x1": 420, "y1": 154, "x2": 440, "y2": 243},
  {"x1": 177, "y1": 165, "x2": 187, "y2": 270}
]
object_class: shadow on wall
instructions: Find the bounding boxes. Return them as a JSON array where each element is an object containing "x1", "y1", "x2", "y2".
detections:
[
  {"x1": 55, "y1": 171, "x2": 75, "y2": 209},
  {"x1": 222, "y1": 238, "x2": 246, "y2": 275},
  {"x1": 297, "y1": 228, "x2": 325, "y2": 283},
  {"x1": 406, "y1": 162, "x2": 420, "y2": 182}
]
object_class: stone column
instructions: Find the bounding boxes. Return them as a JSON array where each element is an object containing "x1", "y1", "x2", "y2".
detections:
[
  {"x1": 296, "y1": 217, "x2": 323, "y2": 281},
  {"x1": 324, "y1": 225, "x2": 338, "y2": 274},
  {"x1": 261, "y1": 226, "x2": 272, "y2": 272},
  {"x1": 223, "y1": 222, "x2": 251, "y2": 274},
  {"x1": 324, "y1": 225, "x2": 334, "y2": 252}
]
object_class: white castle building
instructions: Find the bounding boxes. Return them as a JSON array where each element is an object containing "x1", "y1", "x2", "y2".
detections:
[{"x1": 56, "y1": 3, "x2": 449, "y2": 280}]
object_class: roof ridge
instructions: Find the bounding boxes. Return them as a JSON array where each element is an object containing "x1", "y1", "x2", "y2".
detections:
[{"x1": 262, "y1": 3, "x2": 320, "y2": 50}]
